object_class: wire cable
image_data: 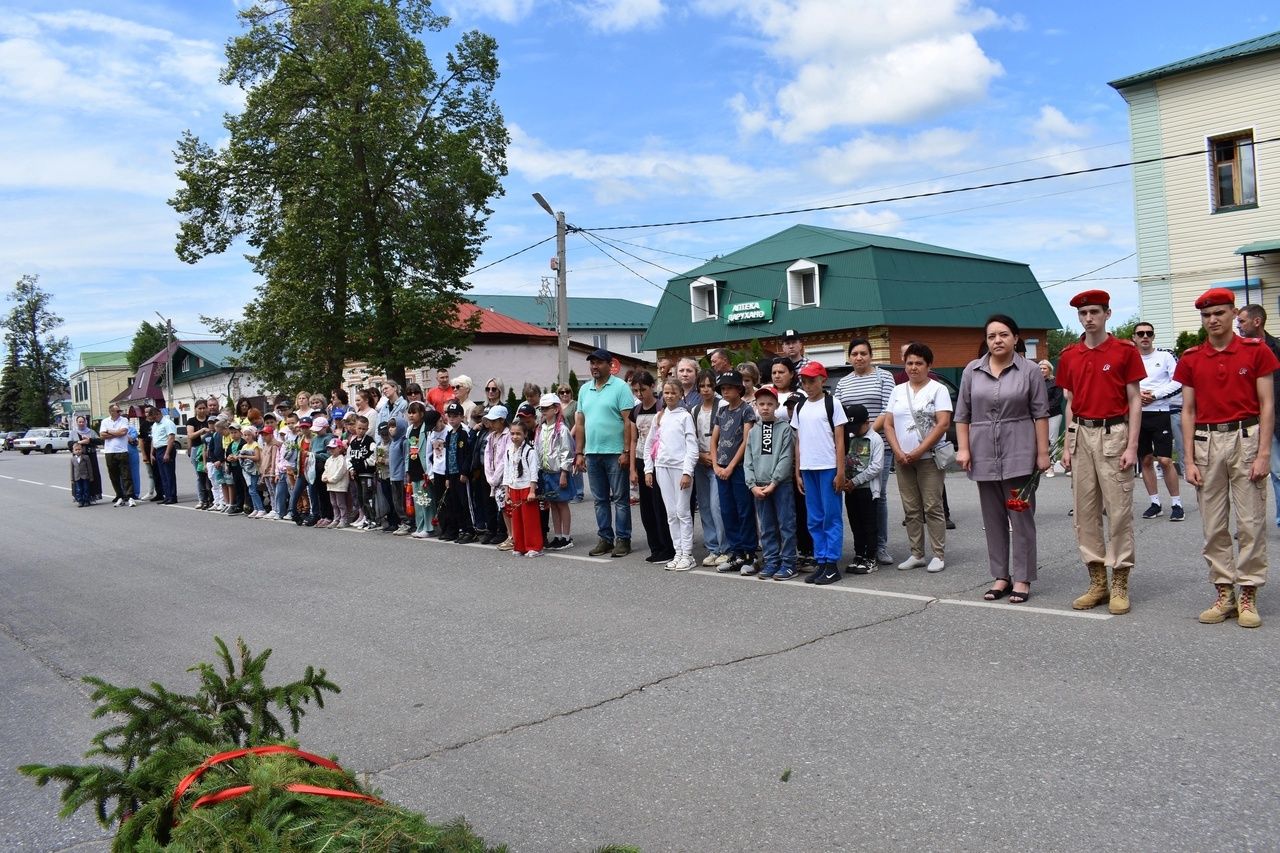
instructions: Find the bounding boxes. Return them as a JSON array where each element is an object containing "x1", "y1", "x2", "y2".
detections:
[
  {"x1": 583, "y1": 137, "x2": 1280, "y2": 231},
  {"x1": 467, "y1": 234, "x2": 556, "y2": 276}
]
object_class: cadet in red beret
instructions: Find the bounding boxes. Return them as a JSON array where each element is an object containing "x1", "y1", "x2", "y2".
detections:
[
  {"x1": 1175, "y1": 288, "x2": 1279, "y2": 628},
  {"x1": 1057, "y1": 288, "x2": 1146, "y2": 614}
]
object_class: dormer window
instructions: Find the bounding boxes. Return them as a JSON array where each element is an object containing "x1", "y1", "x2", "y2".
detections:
[
  {"x1": 690, "y1": 276, "x2": 720, "y2": 322},
  {"x1": 787, "y1": 260, "x2": 820, "y2": 309}
]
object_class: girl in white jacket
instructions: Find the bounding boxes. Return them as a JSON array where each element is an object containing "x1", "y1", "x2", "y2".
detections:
[
  {"x1": 503, "y1": 420, "x2": 543, "y2": 557},
  {"x1": 644, "y1": 380, "x2": 700, "y2": 570}
]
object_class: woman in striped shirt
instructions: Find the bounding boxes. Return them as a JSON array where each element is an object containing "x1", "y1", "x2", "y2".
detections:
[{"x1": 834, "y1": 337, "x2": 897, "y2": 565}]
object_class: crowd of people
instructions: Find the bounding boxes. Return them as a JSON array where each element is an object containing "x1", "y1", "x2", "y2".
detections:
[{"x1": 64, "y1": 287, "x2": 1278, "y2": 626}]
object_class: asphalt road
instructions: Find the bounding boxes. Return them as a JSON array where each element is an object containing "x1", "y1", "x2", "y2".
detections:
[{"x1": 2, "y1": 449, "x2": 1278, "y2": 852}]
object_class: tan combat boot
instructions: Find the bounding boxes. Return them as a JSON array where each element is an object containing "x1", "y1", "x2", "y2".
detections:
[
  {"x1": 1237, "y1": 586, "x2": 1261, "y2": 629},
  {"x1": 1198, "y1": 584, "x2": 1237, "y2": 624},
  {"x1": 1072, "y1": 564, "x2": 1110, "y2": 610},
  {"x1": 1109, "y1": 567, "x2": 1131, "y2": 615}
]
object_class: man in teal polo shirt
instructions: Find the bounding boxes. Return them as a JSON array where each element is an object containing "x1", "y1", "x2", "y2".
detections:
[
  {"x1": 147, "y1": 405, "x2": 179, "y2": 504},
  {"x1": 573, "y1": 349, "x2": 635, "y2": 557}
]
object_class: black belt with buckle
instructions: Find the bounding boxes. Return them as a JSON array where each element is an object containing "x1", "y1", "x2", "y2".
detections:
[
  {"x1": 1074, "y1": 415, "x2": 1126, "y2": 428},
  {"x1": 1195, "y1": 416, "x2": 1259, "y2": 433}
]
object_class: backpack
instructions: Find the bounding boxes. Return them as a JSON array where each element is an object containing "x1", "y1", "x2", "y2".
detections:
[{"x1": 793, "y1": 392, "x2": 836, "y2": 431}]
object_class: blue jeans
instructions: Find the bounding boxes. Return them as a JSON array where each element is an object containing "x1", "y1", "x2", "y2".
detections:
[
  {"x1": 755, "y1": 478, "x2": 796, "y2": 570},
  {"x1": 586, "y1": 453, "x2": 631, "y2": 542},
  {"x1": 274, "y1": 474, "x2": 292, "y2": 517},
  {"x1": 802, "y1": 468, "x2": 844, "y2": 563},
  {"x1": 717, "y1": 466, "x2": 758, "y2": 555},
  {"x1": 1270, "y1": 433, "x2": 1280, "y2": 522},
  {"x1": 692, "y1": 462, "x2": 724, "y2": 554},
  {"x1": 246, "y1": 473, "x2": 265, "y2": 512},
  {"x1": 73, "y1": 479, "x2": 91, "y2": 505},
  {"x1": 151, "y1": 448, "x2": 176, "y2": 502}
]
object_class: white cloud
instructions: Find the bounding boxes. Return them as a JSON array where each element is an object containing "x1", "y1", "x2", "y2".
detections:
[
  {"x1": 574, "y1": 0, "x2": 666, "y2": 31},
  {"x1": 450, "y1": 0, "x2": 538, "y2": 24},
  {"x1": 827, "y1": 208, "x2": 905, "y2": 234},
  {"x1": 702, "y1": 0, "x2": 1005, "y2": 140},
  {"x1": 508, "y1": 123, "x2": 763, "y2": 204},
  {"x1": 812, "y1": 127, "x2": 978, "y2": 185},
  {"x1": 1028, "y1": 105, "x2": 1096, "y2": 172}
]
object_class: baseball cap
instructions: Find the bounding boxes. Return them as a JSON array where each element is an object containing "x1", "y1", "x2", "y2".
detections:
[
  {"x1": 483, "y1": 405, "x2": 509, "y2": 421},
  {"x1": 445, "y1": 402, "x2": 464, "y2": 416},
  {"x1": 516, "y1": 402, "x2": 536, "y2": 418},
  {"x1": 843, "y1": 403, "x2": 870, "y2": 425},
  {"x1": 586, "y1": 347, "x2": 611, "y2": 362},
  {"x1": 311, "y1": 416, "x2": 329, "y2": 431},
  {"x1": 715, "y1": 371, "x2": 744, "y2": 391},
  {"x1": 297, "y1": 416, "x2": 313, "y2": 428},
  {"x1": 798, "y1": 362, "x2": 828, "y2": 379},
  {"x1": 754, "y1": 386, "x2": 779, "y2": 401},
  {"x1": 782, "y1": 329, "x2": 802, "y2": 341},
  {"x1": 377, "y1": 421, "x2": 391, "y2": 434},
  {"x1": 538, "y1": 393, "x2": 560, "y2": 408}
]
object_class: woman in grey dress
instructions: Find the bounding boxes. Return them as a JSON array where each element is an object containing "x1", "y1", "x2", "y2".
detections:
[{"x1": 954, "y1": 315, "x2": 1050, "y2": 603}]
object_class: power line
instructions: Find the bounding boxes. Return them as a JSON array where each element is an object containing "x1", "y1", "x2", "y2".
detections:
[
  {"x1": 467, "y1": 234, "x2": 555, "y2": 276},
  {"x1": 583, "y1": 137, "x2": 1280, "y2": 231}
]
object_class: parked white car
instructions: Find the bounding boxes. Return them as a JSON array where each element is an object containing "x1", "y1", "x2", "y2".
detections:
[{"x1": 13, "y1": 428, "x2": 73, "y2": 454}]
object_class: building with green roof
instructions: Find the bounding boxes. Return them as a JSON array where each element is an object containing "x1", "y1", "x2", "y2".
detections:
[
  {"x1": 1109, "y1": 30, "x2": 1280, "y2": 345},
  {"x1": 643, "y1": 224, "x2": 1059, "y2": 369},
  {"x1": 70, "y1": 351, "x2": 129, "y2": 422},
  {"x1": 468, "y1": 294, "x2": 657, "y2": 361}
]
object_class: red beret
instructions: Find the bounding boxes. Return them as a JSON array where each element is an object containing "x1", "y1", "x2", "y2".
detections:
[
  {"x1": 1194, "y1": 287, "x2": 1236, "y2": 310},
  {"x1": 1069, "y1": 289, "x2": 1110, "y2": 309}
]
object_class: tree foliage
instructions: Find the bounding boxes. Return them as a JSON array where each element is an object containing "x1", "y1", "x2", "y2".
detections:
[
  {"x1": 1, "y1": 274, "x2": 70, "y2": 428},
  {"x1": 1046, "y1": 328, "x2": 1081, "y2": 363},
  {"x1": 171, "y1": 0, "x2": 507, "y2": 394},
  {"x1": 1175, "y1": 327, "x2": 1207, "y2": 356},
  {"x1": 127, "y1": 321, "x2": 170, "y2": 372}
]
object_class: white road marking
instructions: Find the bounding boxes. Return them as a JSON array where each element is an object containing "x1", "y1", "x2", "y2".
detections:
[
  {"x1": 0, "y1": 474, "x2": 14, "y2": 479},
  {"x1": 687, "y1": 568, "x2": 1109, "y2": 620},
  {"x1": 18, "y1": 479, "x2": 43, "y2": 485},
  {"x1": 936, "y1": 599, "x2": 1112, "y2": 619},
  {"x1": 49, "y1": 485, "x2": 72, "y2": 491}
]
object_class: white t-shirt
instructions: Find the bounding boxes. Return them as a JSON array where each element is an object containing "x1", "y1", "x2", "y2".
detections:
[
  {"x1": 795, "y1": 394, "x2": 848, "y2": 471},
  {"x1": 887, "y1": 380, "x2": 953, "y2": 456},
  {"x1": 100, "y1": 416, "x2": 131, "y2": 453},
  {"x1": 1139, "y1": 349, "x2": 1180, "y2": 413}
]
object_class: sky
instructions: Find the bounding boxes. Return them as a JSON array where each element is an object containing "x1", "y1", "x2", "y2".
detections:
[{"x1": 0, "y1": 0, "x2": 1275, "y2": 371}]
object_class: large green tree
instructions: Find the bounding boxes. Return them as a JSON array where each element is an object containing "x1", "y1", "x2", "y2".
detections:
[
  {"x1": 171, "y1": 0, "x2": 506, "y2": 392},
  {"x1": 0, "y1": 339, "x2": 27, "y2": 430},
  {"x1": 126, "y1": 320, "x2": 170, "y2": 372},
  {"x1": 1, "y1": 274, "x2": 70, "y2": 427}
]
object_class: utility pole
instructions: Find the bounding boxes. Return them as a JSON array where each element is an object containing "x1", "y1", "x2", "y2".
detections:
[
  {"x1": 155, "y1": 312, "x2": 174, "y2": 413},
  {"x1": 532, "y1": 192, "x2": 569, "y2": 387}
]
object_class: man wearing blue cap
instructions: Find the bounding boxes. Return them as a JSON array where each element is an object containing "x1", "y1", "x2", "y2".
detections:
[{"x1": 573, "y1": 349, "x2": 634, "y2": 557}]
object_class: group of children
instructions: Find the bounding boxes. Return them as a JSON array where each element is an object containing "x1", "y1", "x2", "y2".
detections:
[{"x1": 123, "y1": 361, "x2": 887, "y2": 583}]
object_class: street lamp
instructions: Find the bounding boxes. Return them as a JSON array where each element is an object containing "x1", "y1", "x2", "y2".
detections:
[{"x1": 532, "y1": 192, "x2": 569, "y2": 387}]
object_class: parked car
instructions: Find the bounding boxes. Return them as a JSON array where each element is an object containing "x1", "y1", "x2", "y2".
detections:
[
  {"x1": 1, "y1": 430, "x2": 23, "y2": 450},
  {"x1": 14, "y1": 427, "x2": 73, "y2": 454}
]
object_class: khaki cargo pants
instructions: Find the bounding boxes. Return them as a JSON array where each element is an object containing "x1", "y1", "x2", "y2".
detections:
[
  {"x1": 1069, "y1": 422, "x2": 1135, "y2": 571},
  {"x1": 1193, "y1": 425, "x2": 1268, "y2": 587}
]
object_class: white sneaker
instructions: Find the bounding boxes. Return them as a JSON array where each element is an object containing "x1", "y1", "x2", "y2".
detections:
[
  {"x1": 526, "y1": 550, "x2": 543, "y2": 558},
  {"x1": 112, "y1": 498, "x2": 123, "y2": 507},
  {"x1": 898, "y1": 555, "x2": 927, "y2": 570},
  {"x1": 715, "y1": 553, "x2": 731, "y2": 565},
  {"x1": 669, "y1": 554, "x2": 695, "y2": 572},
  {"x1": 926, "y1": 557, "x2": 946, "y2": 573},
  {"x1": 393, "y1": 524, "x2": 411, "y2": 536},
  {"x1": 411, "y1": 530, "x2": 428, "y2": 539},
  {"x1": 666, "y1": 555, "x2": 680, "y2": 568},
  {"x1": 701, "y1": 553, "x2": 719, "y2": 567},
  {"x1": 142, "y1": 490, "x2": 156, "y2": 501},
  {"x1": 126, "y1": 499, "x2": 138, "y2": 508}
]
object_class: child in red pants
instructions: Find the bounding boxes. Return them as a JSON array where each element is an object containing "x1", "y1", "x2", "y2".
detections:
[{"x1": 503, "y1": 420, "x2": 543, "y2": 557}]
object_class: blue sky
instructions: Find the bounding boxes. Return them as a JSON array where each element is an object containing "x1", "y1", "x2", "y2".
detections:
[{"x1": 0, "y1": 0, "x2": 1274, "y2": 370}]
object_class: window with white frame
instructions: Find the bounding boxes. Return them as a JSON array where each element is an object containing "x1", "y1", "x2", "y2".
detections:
[
  {"x1": 689, "y1": 276, "x2": 719, "y2": 322},
  {"x1": 180, "y1": 355, "x2": 190, "y2": 373},
  {"x1": 630, "y1": 333, "x2": 644, "y2": 353},
  {"x1": 1210, "y1": 131, "x2": 1257, "y2": 212},
  {"x1": 592, "y1": 333, "x2": 609, "y2": 350},
  {"x1": 787, "y1": 260, "x2": 820, "y2": 309}
]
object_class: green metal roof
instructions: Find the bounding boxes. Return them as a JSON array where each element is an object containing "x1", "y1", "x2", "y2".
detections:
[
  {"x1": 467, "y1": 294, "x2": 654, "y2": 330},
  {"x1": 644, "y1": 224, "x2": 1060, "y2": 350},
  {"x1": 1236, "y1": 239, "x2": 1280, "y2": 256},
  {"x1": 178, "y1": 341, "x2": 240, "y2": 367},
  {"x1": 1109, "y1": 30, "x2": 1280, "y2": 89},
  {"x1": 77, "y1": 351, "x2": 128, "y2": 369}
]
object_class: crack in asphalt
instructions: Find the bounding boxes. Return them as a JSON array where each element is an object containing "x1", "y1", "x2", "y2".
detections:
[
  {"x1": 0, "y1": 618, "x2": 92, "y2": 693},
  {"x1": 370, "y1": 599, "x2": 935, "y2": 778}
]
